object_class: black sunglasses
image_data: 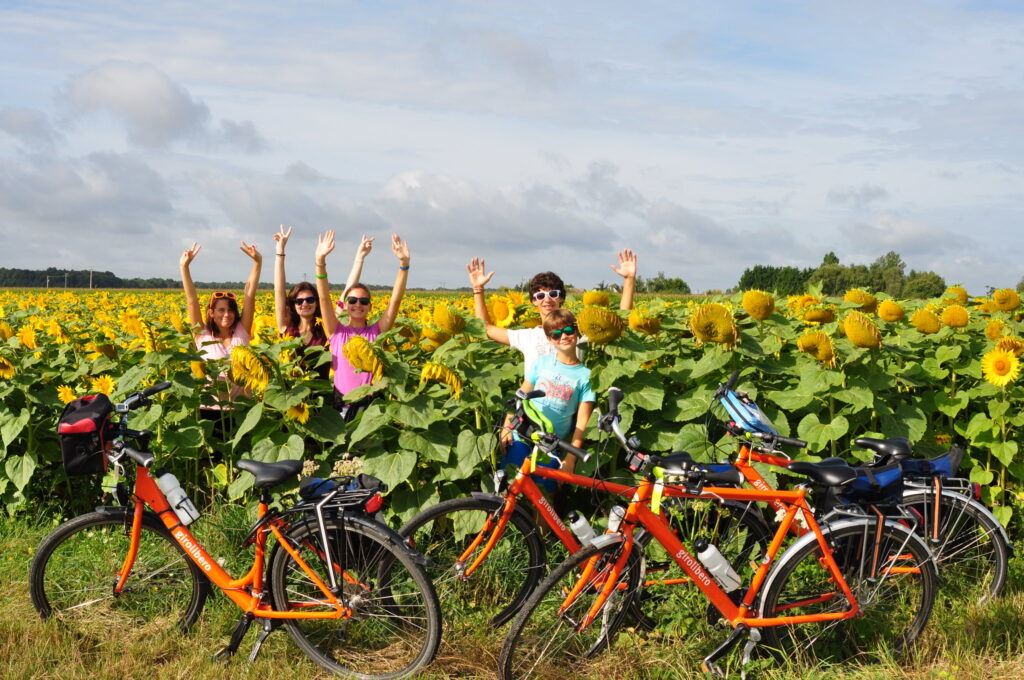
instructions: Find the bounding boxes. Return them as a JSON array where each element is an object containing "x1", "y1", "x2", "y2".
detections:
[
  {"x1": 548, "y1": 325, "x2": 577, "y2": 340},
  {"x1": 293, "y1": 296, "x2": 317, "y2": 305},
  {"x1": 347, "y1": 296, "x2": 371, "y2": 305}
]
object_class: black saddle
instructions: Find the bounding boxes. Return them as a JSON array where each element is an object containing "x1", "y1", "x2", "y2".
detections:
[
  {"x1": 854, "y1": 437, "x2": 912, "y2": 462},
  {"x1": 236, "y1": 459, "x2": 304, "y2": 488}
]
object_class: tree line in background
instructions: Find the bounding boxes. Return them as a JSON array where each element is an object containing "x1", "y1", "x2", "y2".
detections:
[{"x1": 5, "y1": 255, "x2": 1024, "y2": 299}]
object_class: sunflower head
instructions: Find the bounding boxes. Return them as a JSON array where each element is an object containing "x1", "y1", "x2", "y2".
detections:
[
  {"x1": 582, "y1": 290, "x2": 611, "y2": 307},
  {"x1": 342, "y1": 336, "x2": 384, "y2": 381},
  {"x1": 982, "y1": 348, "x2": 1020, "y2": 387},
  {"x1": 993, "y1": 288, "x2": 1021, "y2": 312},
  {"x1": 0, "y1": 322, "x2": 13, "y2": 341},
  {"x1": 487, "y1": 296, "x2": 516, "y2": 328},
  {"x1": 419, "y1": 362, "x2": 462, "y2": 398},
  {"x1": 169, "y1": 311, "x2": 187, "y2": 334},
  {"x1": 56, "y1": 384, "x2": 75, "y2": 403},
  {"x1": 628, "y1": 309, "x2": 661, "y2": 335},
  {"x1": 802, "y1": 305, "x2": 836, "y2": 325},
  {"x1": 420, "y1": 326, "x2": 452, "y2": 351},
  {"x1": 786, "y1": 294, "x2": 820, "y2": 316},
  {"x1": 843, "y1": 311, "x2": 881, "y2": 348},
  {"x1": 843, "y1": 289, "x2": 877, "y2": 314},
  {"x1": 940, "y1": 304, "x2": 969, "y2": 328},
  {"x1": 519, "y1": 311, "x2": 542, "y2": 329},
  {"x1": 985, "y1": 319, "x2": 1007, "y2": 341},
  {"x1": 190, "y1": 360, "x2": 207, "y2": 380},
  {"x1": 578, "y1": 306, "x2": 625, "y2": 344},
  {"x1": 945, "y1": 285, "x2": 969, "y2": 305},
  {"x1": 797, "y1": 330, "x2": 837, "y2": 367},
  {"x1": 433, "y1": 300, "x2": 467, "y2": 335},
  {"x1": 47, "y1": 319, "x2": 69, "y2": 344},
  {"x1": 996, "y1": 336, "x2": 1024, "y2": 357},
  {"x1": 0, "y1": 356, "x2": 15, "y2": 380},
  {"x1": 285, "y1": 402, "x2": 311, "y2": 424},
  {"x1": 17, "y1": 325, "x2": 37, "y2": 350},
  {"x1": 741, "y1": 290, "x2": 775, "y2": 321},
  {"x1": 230, "y1": 345, "x2": 271, "y2": 392},
  {"x1": 877, "y1": 300, "x2": 905, "y2": 322},
  {"x1": 910, "y1": 309, "x2": 942, "y2": 334},
  {"x1": 89, "y1": 374, "x2": 115, "y2": 396},
  {"x1": 690, "y1": 303, "x2": 738, "y2": 348}
]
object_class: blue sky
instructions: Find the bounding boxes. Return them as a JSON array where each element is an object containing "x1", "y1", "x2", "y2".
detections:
[{"x1": 2, "y1": 1, "x2": 1023, "y2": 293}]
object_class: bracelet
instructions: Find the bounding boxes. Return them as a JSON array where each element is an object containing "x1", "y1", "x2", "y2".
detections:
[
  {"x1": 275, "y1": 253, "x2": 285, "y2": 257},
  {"x1": 315, "y1": 273, "x2": 327, "y2": 279},
  {"x1": 473, "y1": 289, "x2": 483, "y2": 294},
  {"x1": 399, "y1": 265, "x2": 410, "y2": 271}
]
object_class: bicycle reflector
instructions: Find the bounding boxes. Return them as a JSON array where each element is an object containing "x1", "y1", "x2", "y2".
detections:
[
  {"x1": 364, "y1": 493, "x2": 383, "y2": 514},
  {"x1": 720, "y1": 390, "x2": 779, "y2": 435}
]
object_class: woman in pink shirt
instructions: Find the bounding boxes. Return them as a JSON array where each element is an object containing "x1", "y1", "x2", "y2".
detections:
[
  {"x1": 313, "y1": 230, "x2": 410, "y2": 420},
  {"x1": 180, "y1": 240, "x2": 262, "y2": 401}
]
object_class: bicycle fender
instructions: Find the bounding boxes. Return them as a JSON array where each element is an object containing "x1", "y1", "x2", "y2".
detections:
[
  {"x1": 469, "y1": 492, "x2": 539, "y2": 530},
  {"x1": 903, "y1": 489, "x2": 1013, "y2": 555},
  {"x1": 345, "y1": 513, "x2": 435, "y2": 568}
]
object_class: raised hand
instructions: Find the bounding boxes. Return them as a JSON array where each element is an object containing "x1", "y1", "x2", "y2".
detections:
[
  {"x1": 611, "y1": 249, "x2": 637, "y2": 279},
  {"x1": 355, "y1": 234, "x2": 375, "y2": 260},
  {"x1": 273, "y1": 225, "x2": 292, "y2": 254},
  {"x1": 180, "y1": 242, "x2": 201, "y2": 268},
  {"x1": 391, "y1": 234, "x2": 410, "y2": 266},
  {"x1": 240, "y1": 241, "x2": 262, "y2": 263},
  {"x1": 466, "y1": 257, "x2": 494, "y2": 289},
  {"x1": 315, "y1": 230, "x2": 336, "y2": 264}
]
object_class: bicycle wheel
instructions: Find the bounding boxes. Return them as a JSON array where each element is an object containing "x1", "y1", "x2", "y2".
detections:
[
  {"x1": 398, "y1": 495, "x2": 547, "y2": 627},
  {"x1": 901, "y1": 489, "x2": 1008, "y2": 602},
  {"x1": 498, "y1": 537, "x2": 643, "y2": 680},
  {"x1": 29, "y1": 509, "x2": 208, "y2": 632},
  {"x1": 269, "y1": 513, "x2": 441, "y2": 680},
  {"x1": 631, "y1": 497, "x2": 771, "y2": 633},
  {"x1": 759, "y1": 518, "x2": 936, "y2": 663}
]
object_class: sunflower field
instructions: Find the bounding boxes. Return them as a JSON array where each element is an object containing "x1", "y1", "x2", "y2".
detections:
[{"x1": 2, "y1": 284, "x2": 1024, "y2": 532}]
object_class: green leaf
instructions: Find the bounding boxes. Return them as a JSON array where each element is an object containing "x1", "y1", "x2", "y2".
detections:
[
  {"x1": 990, "y1": 441, "x2": 1018, "y2": 468},
  {"x1": 895, "y1": 404, "x2": 927, "y2": 441},
  {"x1": 399, "y1": 430, "x2": 450, "y2": 463},
  {"x1": 935, "y1": 391, "x2": 969, "y2": 418},
  {"x1": 5, "y1": 454, "x2": 36, "y2": 491},
  {"x1": 797, "y1": 413, "x2": 850, "y2": 452},
  {"x1": 689, "y1": 349, "x2": 733, "y2": 381},
  {"x1": 279, "y1": 434, "x2": 305, "y2": 461},
  {"x1": 988, "y1": 399, "x2": 1010, "y2": 421},
  {"x1": 362, "y1": 449, "x2": 416, "y2": 489},
  {"x1": 963, "y1": 412, "x2": 995, "y2": 441},
  {"x1": 935, "y1": 344, "x2": 962, "y2": 365},
  {"x1": 621, "y1": 372, "x2": 665, "y2": 412},
  {"x1": 231, "y1": 403, "x2": 264, "y2": 450},
  {"x1": 228, "y1": 473, "x2": 254, "y2": 500},
  {"x1": 304, "y1": 407, "x2": 347, "y2": 444},
  {"x1": 764, "y1": 390, "x2": 815, "y2": 411},
  {"x1": 349, "y1": 404, "x2": 390, "y2": 446},
  {"x1": 263, "y1": 385, "x2": 311, "y2": 410},
  {"x1": 832, "y1": 386, "x2": 873, "y2": 413},
  {"x1": 388, "y1": 395, "x2": 435, "y2": 429},
  {"x1": 992, "y1": 505, "x2": 1012, "y2": 528},
  {"x1": 969, "y1": 465, "x2": 994, "y2": 486},
  {"x1": 663, "y1": 396, "x2": 709, "y2": 423},
  {"x1": 442, "y1": 430, "x2": 493, "y2": 481},
  {"x1": 1, "y1": 408, "x2": 30, "y2": 449}
]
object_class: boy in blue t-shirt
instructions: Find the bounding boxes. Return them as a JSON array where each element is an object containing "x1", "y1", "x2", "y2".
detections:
[{"x1": 503, "y1": 309, "x2": 596, "y2": 490}]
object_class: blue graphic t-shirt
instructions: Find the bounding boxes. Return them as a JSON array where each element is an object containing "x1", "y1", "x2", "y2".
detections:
[{"x1": 525, "y1": 355, "x2": 596, "y2": 440}]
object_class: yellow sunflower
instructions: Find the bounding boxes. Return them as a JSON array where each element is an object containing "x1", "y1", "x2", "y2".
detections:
[
  {"x1": 190, "y1": 361, "x2": 207, "y2": 379},
  {"x1": 578, "y1": 306, "x2": 625, "y2": 344},
  {"x1": 342, "y1": 336, "x2": 384, "y2": 381},
  {"x1": 940, "y1": 304, "x2": 969, "y2": 328},
  {"x1": 802, "y1": 306, "x2": 836, "y2": 324},
  {"x1": 230, "y1": 345, "x2": 271, "y2": 392},
  {"x1": 56, "y1": 384, "x2": 76, "y2": 404},
  {"x1": 844, "y1": 311, "x2": 881, "y2": 348},
  {"x1": 981, "y1": 348, "x2": 1020, "y2": 387},
  {"x1": 519, "y1": 311, "x2": 542, "y2": 329},
  {"x1": 0, "y1": 356, "x2": 15, "y2": 379},
  {"x1": 797, "y1": 330, "x2": 837, "y2": 367},
  {"x1": 741, "y1": 290, "x2": 775, "y2": 321},
  {"x1": 47, "y1": 319, "x2": 69, "y2": 344},
  {"x1": 0, "y1": 321, "x2": 13, "y2": 341},
  {"x1": 945, "y1": 285, "x2": 969, "y2": 305},
  {"x1": 487, "y1": 296, "x2": 516, "y2": 328},
  {"x1": 690, "y1": 303, "x2": 738, "y2": 348},
  {"x1": 910, "y1": 309, "x2": 942, "y2": 334},
  {"x1": 582, "y1": 290, "x2": 611, "y2": 307},
  {"x1": 786, "y1": 293, "x2": 819, "y2": 315},
  {"x1": 985, "y1": 319, "x2": 1007, "y2": 341},
  {"x1": 169, "y1": 310, "x2": 187, "y2": 334},
  {"x1": 418, "y1": 308, "x2": 433, "y2": 325},
  {"x1": 419, "y1": 362, "x2": 462, "y2": 398},
  {"x1": 433, "y1": 301, "x2": 467, "y2": 335},
  {"x1": 17, "y1": 325, "x2": 37, "y2": 350},
  {"x1": 877, "y1": 300, "x2": 905, "y2": 322},
  {"x1": 420, "y1": 326, "x2": 451, "y2": 351},
  {"x1": 996, "y1": 336, "x2": 1024, "y2": 357},
  {"x1": 89, "y1": 374, "x2": 115, "y2": 396},
  {"x1": 628, "y1": 309, "x2": 661, "y2": 335},
  {"x1": 843, "y1": 289, "x2": 878, "y2": 314},
  {"x1": 285, "y1": 402, "x2": 311, "y2": 424},
  {"x1": 993, "y1": 288, "x2": 1021, "y2": 312}
]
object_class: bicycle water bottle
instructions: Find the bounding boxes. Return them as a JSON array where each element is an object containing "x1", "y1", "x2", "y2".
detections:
[
  {"x1": 567, "y1": 511, "x2": 596, "y2": 543},
  {"x1": 156, "y1": 471, "x2": 201, "y2": 526},
  {"x1": 694, "y1": 538, "x2": 741, "y2": 592},
  {"x1": 607, "y1": 505, "x2": 626, "y2": 533}
]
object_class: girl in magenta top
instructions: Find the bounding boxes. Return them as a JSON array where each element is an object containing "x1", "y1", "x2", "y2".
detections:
[{"x1": 314, "y1": 230, "x2": 410, "y2": 414}]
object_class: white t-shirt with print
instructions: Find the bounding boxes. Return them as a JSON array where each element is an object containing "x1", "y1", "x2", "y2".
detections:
[{"x1": 507, "y1": 327, "x2": 587, "y2": 376}]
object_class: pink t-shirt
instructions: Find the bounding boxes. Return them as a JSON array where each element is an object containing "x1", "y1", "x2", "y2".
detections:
[
  {"x1": 195, "y1": 325, "x2": 251, "y2": 400},
  {"x1": 329, "y1": 321, "x2": 381, "y2": 396}
]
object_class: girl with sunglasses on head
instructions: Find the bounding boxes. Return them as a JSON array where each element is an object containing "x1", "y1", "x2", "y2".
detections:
[
  {"x1": 272, "y1": 225, "x2": 330, "y2": 380},
  {"x1": 179, "y1": 239, "x2": 262, "y2": 400},
  {"x1": 314, "y1": 230, "x2": 410, "y2": 420},
  {"x1": 465, "y1": 250, "x2": 637, "y2": 376}
]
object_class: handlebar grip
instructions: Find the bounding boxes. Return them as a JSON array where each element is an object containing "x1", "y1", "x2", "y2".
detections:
[
  {"x1": 774, "y1": 434, "x2": 807, "y2": 449},
  {"x1": 606, "y1": 386, "x2": 623, "y2": 414},
  {"x1": 725, "y1": 369, "x2": 740, "y2": 391},
  {"x1": 522, "y1": 389, "x2": 545, "y2": 400},
  {"x1": 123, "y1": 446, "x2": 155, "y2": 468},
  {"x1": 143, "y1": 381, "x2": 172, "y2": 397},
  {"x1": 557, "y1": 440, "x2": 591, "y2": 463}
]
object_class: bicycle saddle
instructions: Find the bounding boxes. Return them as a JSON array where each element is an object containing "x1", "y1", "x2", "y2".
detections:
[
  {"x1": 236, "y1": 459, "x2": 304, "y2": 488},
  {"x1": 787, "y1": 461, "x2": 857, "y2": 487},
  {"x1": 854, "y1": 437, "x2": 912, "y2": 462}
]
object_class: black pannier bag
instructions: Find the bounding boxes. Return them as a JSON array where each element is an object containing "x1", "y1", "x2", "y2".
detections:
[{"x1": 57, "y1": 394, "x2": 114, "y2": 476}]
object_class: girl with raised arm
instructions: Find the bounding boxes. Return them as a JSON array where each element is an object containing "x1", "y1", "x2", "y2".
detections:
[
  {"x1": 272, "y1": 225, "x2": 329, "y2": 379},
  {"x1": 314, "y1": 230, "x2": 410, "y2": 419}
]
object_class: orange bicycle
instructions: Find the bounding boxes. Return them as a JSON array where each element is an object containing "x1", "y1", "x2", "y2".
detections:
[
  {"x1": 498, "y1": 387, "x2": 938, "y2": 678},
  {"x1": 30, "y1": 382, "x2": 441, "y2": 680}
]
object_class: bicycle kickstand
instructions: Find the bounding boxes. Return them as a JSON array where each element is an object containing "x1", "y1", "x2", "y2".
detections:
[
  {"x1": 248, "y1": 619, "x2": 280, "y2": 662},
  {"x1": 701, "y1": 623, "x2": 750, "y2": 679},
  {"x1": 212, "y1": 612, "x2": 255, "y2": 662}
]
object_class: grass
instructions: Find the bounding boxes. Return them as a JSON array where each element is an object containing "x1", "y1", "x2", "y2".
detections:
[{"x1": 3, "y1": 509, "x2": 1024, "y2": 680}]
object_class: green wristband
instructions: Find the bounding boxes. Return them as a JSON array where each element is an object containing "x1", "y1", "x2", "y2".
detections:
[{"x1": 315, "y1": 273, "x2": 327, "y2": 279}]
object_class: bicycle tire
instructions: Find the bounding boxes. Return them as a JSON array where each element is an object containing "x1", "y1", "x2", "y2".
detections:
[
  {"x1": 759, "y1": 518, "x2": 936, "y2": 663},
  {"x1": 901, "y1": 488, "x2": 1009, "y2": 602},
  {"x1": 398, "y1": 494, "x2": 547, "y2": 627},
  {"x1": 497, "y1": 536, "x2": 643, "y2": 680},
  {"x1": 29, "y1": 508, "x2": 209, "y2": 632},
  {"x1": 629, "y1": 497, "x2": 771, "y2": 633},
  {"x1": 269, "y1": 513, "x2": 441, "y2": 680}
]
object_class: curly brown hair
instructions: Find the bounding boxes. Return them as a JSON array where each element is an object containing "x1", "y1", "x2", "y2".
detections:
[{"x1": 527, "y1": 272, "x2": 565, "y2": 297}]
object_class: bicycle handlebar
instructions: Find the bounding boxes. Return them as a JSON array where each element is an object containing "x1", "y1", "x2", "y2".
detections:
[
  {"x1": 121, "y1": 445, "x2": 155, "y2": 468},
  {"x1": 116, "y1": 381, "x2": 173, "y2": 413},
  {"x1": 556, "y1": 439, "x2": 591, "y2": 463}
]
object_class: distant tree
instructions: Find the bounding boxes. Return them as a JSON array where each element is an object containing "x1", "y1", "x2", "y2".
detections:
[
  {"x1": 867, "y1": 251, "x2": 906, "y2": 297},
  {"x1": 822, "y1": 251, "x2": 840, "y2": 266},
  {"x1": 736, "y1": 265, "x2": 811, "y2": 295},
  {"x1": 637, "y1": 271, "x2": 690, "y2": 294},
  {"x1": 1017, "y1": 276, "x2": 1024, "y2": 293},
  {"x1": 903, "y1": 270, "x2": 946, "y2": 299}
]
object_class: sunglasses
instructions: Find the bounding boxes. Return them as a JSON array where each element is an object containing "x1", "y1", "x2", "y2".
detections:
[
  {"x1": 211, "y1": 291, "x2": 236, "y2": 300},
  {"x1": 347, "y1": 296, "x2": 371, "y2": 306},
  {"x1": 293, "y1": 296, "x2": 317, "y2": 306},
  {"x1": 548, "y1": 325, "x2": 577, "y2": 340},
  {"x1": 532, "y1": 289, "x2": 563, "y2": 302}
]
